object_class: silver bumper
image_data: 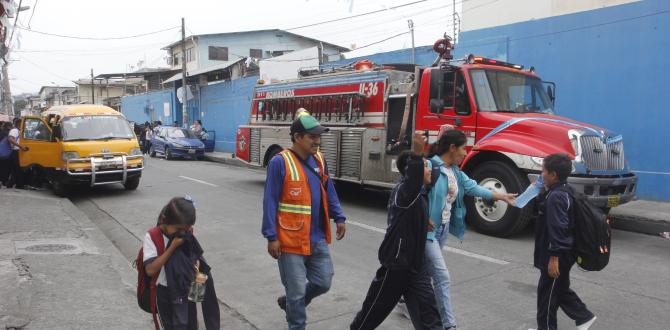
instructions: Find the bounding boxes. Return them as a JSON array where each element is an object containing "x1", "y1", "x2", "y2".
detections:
[
  {"x1": 66, "y1": 153, "x2": 144, "y2": 187},
  {"x1": 528, "y1": 173, "x2": 637, "y2": 208}
]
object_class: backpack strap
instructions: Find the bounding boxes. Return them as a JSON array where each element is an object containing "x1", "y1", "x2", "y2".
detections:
[
  {"x1": 424, "y1": 160, "x2": 441, "y2": 194},
  {"x1": 147, "y1": 226, "x2": 165, "y2": 330}
]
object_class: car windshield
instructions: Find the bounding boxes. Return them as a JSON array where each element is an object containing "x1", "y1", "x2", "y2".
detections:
[
  {"x1": 166, "y1": 128, "x2": 196, "y2": 139},
  {"x1": 470, "y1": 69, "x2": 553, "y2": 114},
  {"x1": 62, "y1": 115, "x2": 134, "y2": 141}
]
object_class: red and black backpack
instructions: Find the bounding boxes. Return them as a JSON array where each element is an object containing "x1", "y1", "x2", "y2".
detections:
[{"x1": 134, "y1": 226, "x2": 165, "y2": 330}]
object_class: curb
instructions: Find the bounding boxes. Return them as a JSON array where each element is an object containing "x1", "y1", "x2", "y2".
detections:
[
  {"x1": 609, "y1": 213, "x2": 670, "y2": 236},
  {"x1": 60, "y1": 197, "x2": 139, "y2": 289},
  {"x1": 204, "y1": 153, "x2": 250, "y2": 168}
]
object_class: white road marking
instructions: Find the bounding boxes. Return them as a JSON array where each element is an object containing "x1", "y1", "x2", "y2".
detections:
[
  {"x1": 347, "y1": 220, "x2": 510, "y2": 265},
  {"x1": 178, "y1": 175, "x2": 219, "y2": 187}
]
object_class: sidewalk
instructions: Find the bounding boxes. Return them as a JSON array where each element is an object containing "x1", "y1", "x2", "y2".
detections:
[
  {"x1": 0, "y1": 188, "x2": 149, "y2": 329},
  {"x1": 609, "y1": 199, "x2": 670, "y2": 236},
  {"x1": 204, "y1": 151, "x2": 248, "y2": 168}
]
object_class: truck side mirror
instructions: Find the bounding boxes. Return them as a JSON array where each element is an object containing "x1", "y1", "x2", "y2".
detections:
[
  {"x1": 430, "y1": 99, "x2": 445, "y2": 113},
  {"x1": 543, "y1": 81, "x2": 556, "y2": 105}
]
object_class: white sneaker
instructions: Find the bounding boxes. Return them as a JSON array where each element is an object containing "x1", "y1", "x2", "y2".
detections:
[{"x1": 576, "y1": 316, "x2": 597, "y2": 330}]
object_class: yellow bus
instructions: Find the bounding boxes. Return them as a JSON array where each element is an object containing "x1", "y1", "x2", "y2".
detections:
[{"x1": 19, "y1": 105, "x2": 144, "y2": 195}]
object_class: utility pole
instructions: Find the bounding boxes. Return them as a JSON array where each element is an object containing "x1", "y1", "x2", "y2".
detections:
[
  {"x1": 408, "y1": 19, "x2": 415, "y2": 65},
  {"x1": 90, "y1": 69, "x2": 95, "y2": 104},
  {"x1": 181, "y1": 17, "x2": 187, "y2": 127},
  {"x1": 452, "y1": 0, "x2": 457, "y2": 43},
  {"x1": 1, "y1": 60, "x2": 13, "y2": 116}
]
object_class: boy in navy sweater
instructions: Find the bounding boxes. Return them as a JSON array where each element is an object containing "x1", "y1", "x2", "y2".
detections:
[{"x1": 533, "y1": 153, "x2": 596, "y2": 330}]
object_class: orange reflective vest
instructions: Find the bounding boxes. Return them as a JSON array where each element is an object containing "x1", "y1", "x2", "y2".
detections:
[{"x1": 276, "y1": 149, "x2": 331, "y2": 255}]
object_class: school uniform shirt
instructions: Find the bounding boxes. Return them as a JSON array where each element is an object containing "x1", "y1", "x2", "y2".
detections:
[
  {"x1": 9, "y1": 128, "x2": 19, "y2": 150},
  {"x1": 143, "y1": 232, "x2": 170, "y2": 286},
  {"x1": 440, "y1": 167, "x2": 459, "y2": 224}
]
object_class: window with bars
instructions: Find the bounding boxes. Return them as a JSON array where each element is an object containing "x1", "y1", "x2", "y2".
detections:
[
  {"x1": 250, "y1": 48, "x2": 262, "y2": 59},
  {"x1": 209, "y1": 46, "x2": 229, "y2": 61}
]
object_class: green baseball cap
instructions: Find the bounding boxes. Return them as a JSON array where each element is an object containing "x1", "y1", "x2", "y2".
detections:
[{"x1": 290, "y1": 114, "x2": 329, "y2": 135}]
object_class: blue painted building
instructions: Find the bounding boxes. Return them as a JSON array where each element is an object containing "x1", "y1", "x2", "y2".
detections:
[
  {"x1": 120, "y1": 89, "x2": 177, "y2": 125},
  {"x1": 453, "y1": 0, "x2": 669, "y2": 201},
  {"x1": 199, "y1": 77, "x2": 258, "y2": 152}
]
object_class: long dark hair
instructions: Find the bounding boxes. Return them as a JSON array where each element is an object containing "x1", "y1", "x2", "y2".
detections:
[
  {"x1": 428, "y1": 130, "x2": 467, "y2": 158},
  {"x1": 158, "y1": 197, "x2": 196, "y2": 226}
]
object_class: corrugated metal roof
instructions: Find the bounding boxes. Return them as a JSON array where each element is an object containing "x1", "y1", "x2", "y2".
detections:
[{"x1": 162, "y1": 58, "x2": 246, "y2": 83}]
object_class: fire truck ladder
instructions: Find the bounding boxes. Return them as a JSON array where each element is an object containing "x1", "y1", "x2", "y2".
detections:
[{"x1": 258, "y1": 92, "x2": 365, "y2": 124}]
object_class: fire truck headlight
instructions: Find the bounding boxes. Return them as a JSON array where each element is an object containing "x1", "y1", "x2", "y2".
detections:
[{"x1": 570, "y1": 136, "x2": 580, "y2": 157}]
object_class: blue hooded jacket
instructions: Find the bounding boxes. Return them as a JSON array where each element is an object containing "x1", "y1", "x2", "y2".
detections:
[{"x1": 427, "y1": 155, "x2": 493, "y2": 241}]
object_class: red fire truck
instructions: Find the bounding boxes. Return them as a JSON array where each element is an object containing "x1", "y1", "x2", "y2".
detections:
[{"x1": 236, "y1": 38, "x2": 637, "y2": 237}]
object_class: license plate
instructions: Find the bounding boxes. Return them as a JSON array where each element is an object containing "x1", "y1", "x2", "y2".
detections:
[
  {"x1": 188, "y1": 149, "x2": 196, "y2": 154},
  {"x1": 607, "y1": 195, "x2": 621, "y2": 208}
]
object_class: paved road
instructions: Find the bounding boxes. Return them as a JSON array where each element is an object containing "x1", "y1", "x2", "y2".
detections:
[{"x1": 71, "y1": 157, "x2": 670, "y2": 329}]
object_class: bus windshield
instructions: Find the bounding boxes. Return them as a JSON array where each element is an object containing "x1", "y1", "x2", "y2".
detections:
[{"x1": 62, "y1": 115, "x2": 134, "y2": 141}]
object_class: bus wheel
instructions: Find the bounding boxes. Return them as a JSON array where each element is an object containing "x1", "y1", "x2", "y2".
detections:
[
  {"x1": 466, "y1": 161, "x2": 532, "y2": 237},
  {"x1": 52, "y1": 179, "x2": 69, "y2": 197},
  {"x1": 124, "y1": 177, "x2": 140, "y2": 190}
]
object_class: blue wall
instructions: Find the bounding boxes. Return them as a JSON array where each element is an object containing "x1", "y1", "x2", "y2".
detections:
[
  {"x1": 323, "y1": 45, "x2": 436, "y2": 69},
  {"x1": 199, "y1": 76, "x2": 258, "y2": 152},
  {"x1": 120, "y1": 90, "x2": 177, "y2": 125},
  {"x1": 455, "y1": 0, "x2": 670, "y2": 200}
]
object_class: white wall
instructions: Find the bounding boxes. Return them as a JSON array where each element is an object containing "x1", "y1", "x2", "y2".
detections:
[
  {"x1": 260, "y1": 47, "x2": 320, "y2": 83},
  {"x1": 461, "y1": 0, "x2": 641, "y2": 32},
  {"x1": 193, "y1": 31, "x2": 343, "y2": 71}
]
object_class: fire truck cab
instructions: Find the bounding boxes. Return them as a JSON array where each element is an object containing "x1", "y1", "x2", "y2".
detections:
[{"x1": 236, "y1": 39, "x2": 637, "y2": 237}]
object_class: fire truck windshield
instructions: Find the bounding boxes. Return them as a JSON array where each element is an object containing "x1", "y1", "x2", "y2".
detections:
[{"x1": 470, "y1": 69, "x2": 554, "y2": 114}]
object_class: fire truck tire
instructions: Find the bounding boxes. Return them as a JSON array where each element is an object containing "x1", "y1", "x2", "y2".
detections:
[{"x1": 466, "y1": 161, "x2": 532, "y2": 237}]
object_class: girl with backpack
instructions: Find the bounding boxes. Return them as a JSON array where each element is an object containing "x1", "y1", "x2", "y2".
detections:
[
  {"x1": 140, "y1": 197, "x2": 220, "y2": 329},
  {"x1": 423, "y1": 130, "x2": 517, "y2": 329}
]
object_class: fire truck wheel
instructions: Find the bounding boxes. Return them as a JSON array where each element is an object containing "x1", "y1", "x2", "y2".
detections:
[{"x1": 466, "y1": 161, "x2": 532, "y2": 237}]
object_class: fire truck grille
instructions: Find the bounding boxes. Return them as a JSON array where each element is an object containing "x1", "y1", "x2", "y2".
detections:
[
  {"x1": 580, "y1": 135, "x2": 625, "y2": 171},
  {"x1": 340, "y1": 129, "x2": 363, "y2": 179},
  {"x1": 250, "y1": 128, "x2": 261, "y2": 164}
]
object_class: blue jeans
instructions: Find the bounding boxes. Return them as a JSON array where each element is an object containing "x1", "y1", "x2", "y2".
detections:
[
  {"x1": 424, "y1": 223, "x2": 457, "y2": 328},
  {"x1": 278, "y1": 240, "x2": 334, "y2": 330}
]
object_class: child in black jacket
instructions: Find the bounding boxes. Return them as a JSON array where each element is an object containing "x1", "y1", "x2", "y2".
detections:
[
  {"x1": 350, "y1": 132, "x2": 442, "y2": 330},
  {"x1": 533, "y1": 153, "x2": 596, "y2": 330}
]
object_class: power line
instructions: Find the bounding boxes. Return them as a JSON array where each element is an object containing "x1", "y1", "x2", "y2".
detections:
[
  {"x1": 351, "y1": 31, "x2": 410, "y2": 51},
  {"x1": 15, "y1": 56, "x2": 74, "y2": 82},
  {"x1": 16, "y1": 25, "x2": 180, "y2": 40},
  {"x1": 27, "y1": 0, "x2": 38, "y2": 28},
  {"x1": 8, "y1": 0, "x2": 24, "y2": 50},
  {"x1": 284, "y1": 0, "x2": 429, "y2": 30}
]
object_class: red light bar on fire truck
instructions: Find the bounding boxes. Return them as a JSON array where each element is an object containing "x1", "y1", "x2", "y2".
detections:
[{"x1": 466, "y1": 54, "x2": 524, "y2": 70}]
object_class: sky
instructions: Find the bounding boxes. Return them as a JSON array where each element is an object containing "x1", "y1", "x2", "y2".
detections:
[{"x1": 7, "y1": 0, "x2": 460, "y2": 95}]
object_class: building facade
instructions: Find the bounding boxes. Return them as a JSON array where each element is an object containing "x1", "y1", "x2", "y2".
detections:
[{"x1": 162, "y1": 29, "x2": 349, "y2": 74}]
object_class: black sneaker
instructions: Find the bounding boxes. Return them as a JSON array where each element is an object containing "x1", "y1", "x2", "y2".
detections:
[{"x1": 277, "y1": 295, "x2": 286, "y2": 311}]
